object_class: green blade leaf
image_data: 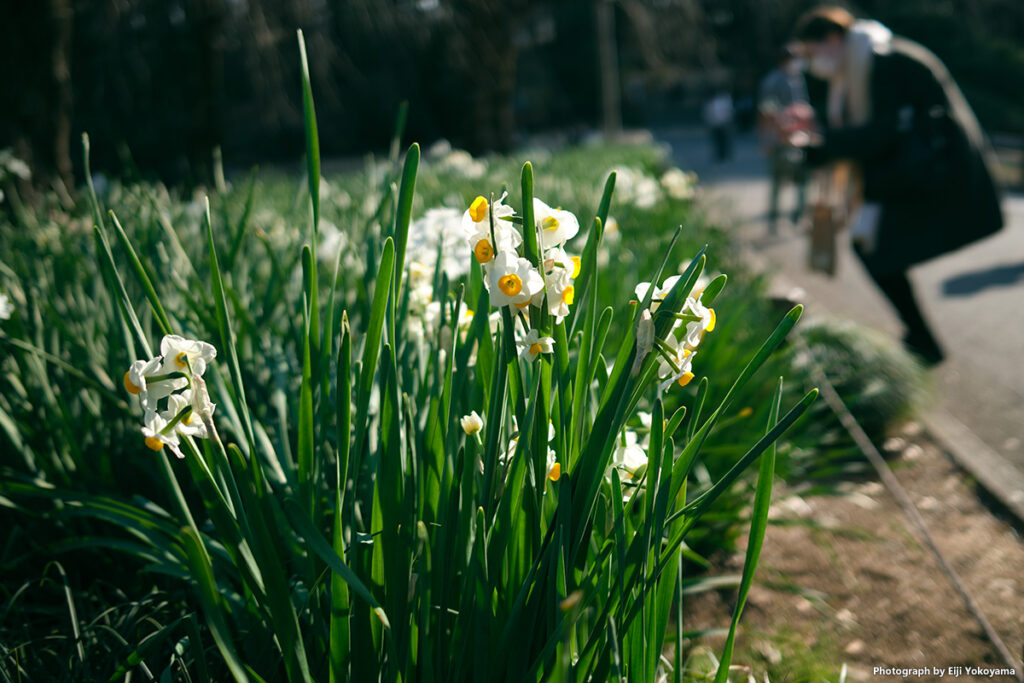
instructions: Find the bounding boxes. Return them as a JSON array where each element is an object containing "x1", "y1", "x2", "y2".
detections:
[
  {"x1": 108, "y1": 210, "x2": 172, "y2": 336},
  {"x1": 393, "y1": 143, "x2": 420, "y2": 302},
  {"x1": 714, "y1": 379, "x2": 782, "y2": 683},
  {"x1": 297, "y1": 29, "x2": 320, "y2": 234},
  {"x1": 283, "y1": 499, "x2": 390, "y2": 629},
  {"x1": 180, "y1": 527, "x2": 250, "y2": 683},
  {"x1": 204, "y1": 197, "x2": 258, "y2": 457}
]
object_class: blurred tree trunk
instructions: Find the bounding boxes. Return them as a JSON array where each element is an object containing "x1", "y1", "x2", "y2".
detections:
[
  {"x1": 596, "y1": 0, "x2": 621, "y2": 139},
  {"x1": 455, "y1": 0, "x2": 529, "y2": 152},
  {"x1": 0, "y1": 0, "x2": 74, "y2": 199},
  {"x1": 50, "y1": 0, "x2": 74, "y2": 195},
  {"x1": 187, "y1": 0, "x2": 225, "y2": 184}
]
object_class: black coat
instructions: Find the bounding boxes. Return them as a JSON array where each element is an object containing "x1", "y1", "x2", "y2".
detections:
[{"x1": 807, "y1": 36, "x2": 1003, "y2": 275}]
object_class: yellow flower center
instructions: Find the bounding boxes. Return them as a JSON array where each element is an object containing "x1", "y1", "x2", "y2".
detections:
[
  {"x1": 548, "y1": 462, "x2": 561, "y2": 481},
  {"x1": 145, "y1": 436, "x2": 165, "y2": 451},
  {"x1": 561, "y1": 285, "x2": 575, "y2": 305},
  {"x1": 739, "y1": 407, "x2": 753, "y2": 417},
  {"x1": 175, "y1": 352, "x2": 188, "y2": 368},
  {"x1": 183, "y1": 413, "x2": 193, "y2": 425},
  {"x1": 473, "y1": 238, "x2": 494, "y2": 264},
  {"x1": 676, "y1": 371, "x2": 695, "y2": 387},
  {"x1": 514, "y1": 301, "x2": 531, "y2": 310},
  {"x1": 498, "y1": 273, "x2": 523, "y2": 297},
  {"x1": 123, "y1": 371, "x2": 142, "y2": 395},
  {"x1": 469, "y1": 196, "x2": 489, "y2": 222},
  {"x1": 571, "y1": 256, "x2": 581, "y2": 278},
  {"x1": 529, "y1": 342, "x2": 544, "y2": 356},
  {"x1": 541, "y1": 216, "x2": 560, "y2": 231},
  {"x1": 706, "y1": 308, "x2": 716, "y2": 332}
]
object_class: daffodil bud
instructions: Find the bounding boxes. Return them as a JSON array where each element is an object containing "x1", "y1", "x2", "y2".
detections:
[
  {"x1": 632, "y1": 309, "x2": 654, "y2": 376},
  {"x1": 460, "y1": 411, "x2": 483, "y2": 436}
]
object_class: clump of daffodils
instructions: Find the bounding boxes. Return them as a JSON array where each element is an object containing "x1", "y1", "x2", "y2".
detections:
[
  {"x1": 123, "y1": 335, "x2": 217, "y2": 458},
  {"x1": 633, "y1": 275, "x2": 718, "y2": 392},
  {"x1": 464, "y1": 192, "x2": 581, "y2": 355}
]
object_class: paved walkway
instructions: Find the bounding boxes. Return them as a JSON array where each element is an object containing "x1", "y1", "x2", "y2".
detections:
[{"x1": 654, "y1": 126, "x2": 1024, "y2": 519}]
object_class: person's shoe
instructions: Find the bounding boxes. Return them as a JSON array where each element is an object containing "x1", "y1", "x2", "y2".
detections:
[{"x1": 902, "y1": 331, "x2": 945, "y2": 366}]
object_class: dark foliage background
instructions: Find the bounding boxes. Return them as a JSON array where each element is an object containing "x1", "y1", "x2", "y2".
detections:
[{"x1": 3, "y1": 0, "x2": 1023, "y2": 187}]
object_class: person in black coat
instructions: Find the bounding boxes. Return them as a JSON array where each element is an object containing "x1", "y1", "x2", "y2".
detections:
[{"x1": 791, "y1": 6, "x2": 1003, "y2": 363}]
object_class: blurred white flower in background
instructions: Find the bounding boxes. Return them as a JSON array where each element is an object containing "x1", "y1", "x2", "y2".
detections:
[
  {"x1": 317, "y1": 220, "x2": 347, "y2": 263},
  {"x1": 0, "y1": 148, "x2": 31, "y2": 184},
  {"x1": 659, "y1": 168, "x2": 698, "y2": 201},
  {"x1": 0, "y1": 293, "x2": 13, "y2": 321},
  {"x1": 407, "y1": 207, "x2": 469, "y2": 279},
  {"x1": 612, "y1": 166, "x2": 662, "y2": 209},
  {"x1": 436, "y1": 149, "x2": 487, "y2": 178}
]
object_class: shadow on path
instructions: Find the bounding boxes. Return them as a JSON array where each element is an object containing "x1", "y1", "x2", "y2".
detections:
[{"x1": 942, "y1": 261, "x2": 1024, "y2": 296}]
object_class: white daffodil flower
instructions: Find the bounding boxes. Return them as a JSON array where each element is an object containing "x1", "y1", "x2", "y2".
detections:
[
  {"x1": 460, "y1": 411, "x2": 483, "y2": 436},
  {"x1": 546, "y1": 449, "x2": 561, "y2": 482},
  {"x1": 519, "y1": 328, "x2": 554, "y2": 362},
  {"x1": 188, "y1": 374, "x2": 216, "y2": 427},
  {"x1": 163, "y1": 392, "x2": 208, "y2": 439},
  {"x1": 486, "y1": 250, "x2": 544, "y2": 309},
  {"x1": 541, "y1": 246, "x2": 580, "y2": 279},
  {"x1": 682, "y1": 296, "x2": 716, "y2": 350},
  {"x1": 497, "y1": 436, "x2": 519, "y2": 469},
  {"x1": 533, "y1": 198, "x2": 579, "y2": 250},
  {"x1": 467, "y1": 225, "x2": 522, "y2": 267},
  {"x1": 463, "y1": 193, "x2": 520, "y2": 266},
  {"x1": 463, "y1": 192, "x2": 516, "y2": 231},
  {"x1": 634, "y1": 275, "x2": 681, "y2": 312},
  {"x1": 487, "y1": 311, "x2": 502, "y2": 336},
  {"x1": 612, "y1": 431, "x2": 648, "y2": 483},
  {"x1": 657, "y1": 341, "x2": 696, "y2": 392},
  {"x1": 532, "y1": 266, "x2": 575, "y2": 323},
  {"x1": 124, "y1": 357, "x2": 188, "y2": 412},
  {"x1": 455, "y1": 305, "x2": 474, "y2": 331},
  {"x1": 141, "y1": 410, "x2": 184, "y2": 458},
  {"x1": 158, "y1": 335, "x2": 217, "y2": 377}
]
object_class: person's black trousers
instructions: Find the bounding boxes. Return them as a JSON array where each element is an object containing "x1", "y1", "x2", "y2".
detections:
[{"x1": 860, "y1": 265, "x2": 944, "y2": 363}]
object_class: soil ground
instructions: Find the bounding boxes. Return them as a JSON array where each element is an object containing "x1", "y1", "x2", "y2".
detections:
[{"x1": 686, "y1": 422, "x2": 1024, "y2": 682}]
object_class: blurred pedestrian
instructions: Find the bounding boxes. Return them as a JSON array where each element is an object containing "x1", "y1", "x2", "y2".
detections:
[
  {"x1": 703, "y1": 89, "x2": 734, "y2": 163},
  {"x1": 758, "y1": 46, "x2": 811, "y2": 232},
  {"x1": 790, "y1": 6, "x2": 1003, "y2": 364}
]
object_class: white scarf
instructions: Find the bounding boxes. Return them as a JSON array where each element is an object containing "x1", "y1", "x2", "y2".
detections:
[
  {"x1": 827, "y1": 20, "x2": 893, "y2": 128},
  {"x1": 828, "y1": 20, "x2": 893, "y2": 252}
]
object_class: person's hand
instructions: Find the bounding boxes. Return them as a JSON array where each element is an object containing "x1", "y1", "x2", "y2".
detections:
[
  {"x1": 787, "y1": 130, "x2": 811, "y2": 148},
  {"x1": 778, "y1": 102, "x2": 816, "y2": 136}
]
